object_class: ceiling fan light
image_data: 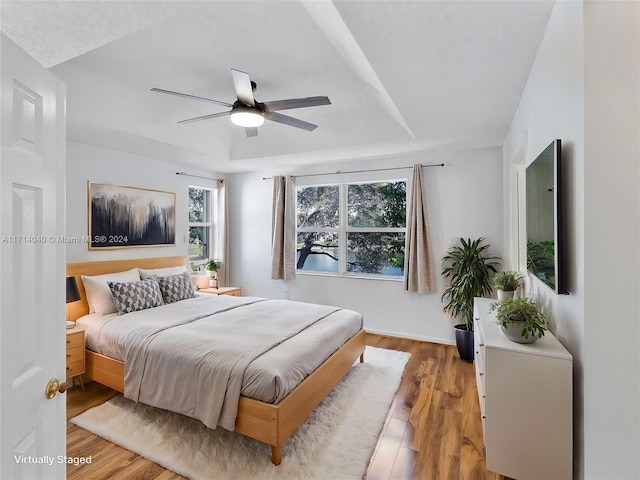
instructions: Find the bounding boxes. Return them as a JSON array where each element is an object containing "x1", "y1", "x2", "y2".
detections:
[{"x1": 230, "y1": 107, "x2": 264, "y2": 127}]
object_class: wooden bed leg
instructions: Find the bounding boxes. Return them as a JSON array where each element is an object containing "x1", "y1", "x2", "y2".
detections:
[
  {"x1": 271, "y1": 445, "x2": 282, "y2": 466},
  {"x1": 360, "y1": 352, "x2": 365, "y2": 363}
]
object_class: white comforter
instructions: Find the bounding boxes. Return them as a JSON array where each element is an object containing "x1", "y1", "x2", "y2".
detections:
[{"x1": 81, "y1": 295, "x2": 361, "y2": 430}]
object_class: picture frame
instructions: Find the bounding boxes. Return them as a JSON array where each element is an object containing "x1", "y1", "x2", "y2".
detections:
[{"x1": 88, "y1": 182, "x2": 176, "y2": 250}]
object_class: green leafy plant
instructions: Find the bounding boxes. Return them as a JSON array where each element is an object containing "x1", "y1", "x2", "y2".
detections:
[
  {"x1": 490, "y1": 298, "x2": 547, "y2": 340},
  {"x1": 441, "y1": 237, "x2": 500, "y2": 331},
  {"x1": 204, "y1": 260, "x2": 218, "y2": 272},
  {"x1": 527, "y1": 240, "x2": 555, "y2": 285},
  {"x1": 492, "y1": 271, "x2": 522, "y2": 291}
]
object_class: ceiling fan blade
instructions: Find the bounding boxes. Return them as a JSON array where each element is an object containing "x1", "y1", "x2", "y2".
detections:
[
  {"x1": 177, "y1": 111, "x2": 229, "y2": 124},
  {"x1": 264, "y1": 112, "x2": 318, "y2": 131},
  {"x1": 262, "y1": 96, "x2": 331, "y2": 112},
  {"x1": 245, "y1": 127, "x2": 258, "y2": 137},
  {"x1": 151, "y1": 88, "x2": 233, "y2": 108},
  {"x1": 231, "y1": 69, "x2": 255, "y2": 106}
]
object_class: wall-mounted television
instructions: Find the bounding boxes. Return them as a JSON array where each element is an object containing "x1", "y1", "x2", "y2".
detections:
[{"x1": 525, "y1": 139, "x2": 567, "y2": 294}]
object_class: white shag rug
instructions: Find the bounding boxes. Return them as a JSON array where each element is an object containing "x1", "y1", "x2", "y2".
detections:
[{"x1": 70, "y1": 346, "x2": 410, "y2": 480}]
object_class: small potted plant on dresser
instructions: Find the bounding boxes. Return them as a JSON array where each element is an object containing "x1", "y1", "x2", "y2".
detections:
[
  {"x1": 490, "y1": 298, "x2": 547, "y2": 344},
  {"x1": 492, "y1": 271, "x2": 522, "y2": 300},
  {"x1": 441, "y1": 237, "x2": 500, "y2": 362},
  {"x1": 205, "y1": 260, "x2": 219, "y2": 288}
]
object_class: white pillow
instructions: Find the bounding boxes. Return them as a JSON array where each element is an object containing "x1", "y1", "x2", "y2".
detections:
[
  {"x1": 81, "y1": 268, "x2": 141, "y2": 314},
  {"x1": 138, "y1": 265, "x2": 188, "y2": 279}
]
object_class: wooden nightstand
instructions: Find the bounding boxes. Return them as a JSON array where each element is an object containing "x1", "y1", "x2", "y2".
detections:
[
  {"x1": 199, "y1": 287, "x2": 242, "y2": 297},
  {"x1": 66, "y1": 327, "x2": 85, "y2": 391}
]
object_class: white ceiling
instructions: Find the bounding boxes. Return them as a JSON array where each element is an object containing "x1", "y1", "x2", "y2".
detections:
[{"x1": 1, "y1": 0, "x2": 555, "y2": 173}]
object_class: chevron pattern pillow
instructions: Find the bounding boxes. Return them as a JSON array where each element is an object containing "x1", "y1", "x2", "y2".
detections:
[
  {"x1": 158, "y1": 271, "x2": 195, "y2": 304},
  {"x1": 108, "y1": 276, "x2": 164, "y2": 314}
]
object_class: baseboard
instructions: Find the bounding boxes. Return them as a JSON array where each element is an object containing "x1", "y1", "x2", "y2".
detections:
[{"x1": 364, "y1": 327, "x2": 455, "y2": 346}]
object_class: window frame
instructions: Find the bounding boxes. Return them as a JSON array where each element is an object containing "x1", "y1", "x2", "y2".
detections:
[
  {"x1": 296, "y1": 179, "x2": 407, "y2": 279},
  {"x1": 188, "y1": 185, "x2": 217, "y2": 264}
]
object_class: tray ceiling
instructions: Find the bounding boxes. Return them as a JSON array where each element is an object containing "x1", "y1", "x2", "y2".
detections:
[{"x1": 1, "y1": 1, "x2": 555, "y2": 173}]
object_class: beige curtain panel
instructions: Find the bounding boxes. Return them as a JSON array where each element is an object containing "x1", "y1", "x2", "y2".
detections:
[
  {"x1": 271, "y1": 176, "x2": 297, "y2": 280},
  {"x1": 216, "y1": 179, "x2": 229, "y2": 287},
  {"x1": 403, "y1": 164, "x2": 436, "y2": 293}
]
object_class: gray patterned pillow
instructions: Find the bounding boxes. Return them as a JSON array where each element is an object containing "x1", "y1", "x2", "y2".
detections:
[
  {"x1": 108, "y1": 276, "x2": 164, "y2": 314},
  {"x1": 158, "y1": 271, "x2": 195, "y2": 304}
]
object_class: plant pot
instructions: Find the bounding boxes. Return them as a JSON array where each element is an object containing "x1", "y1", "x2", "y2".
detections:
[
  {"x1": 454, "y1": 324, "x2": 474, "y2": 362},
  {"x1": 497, "y1": 289, "x2": 515, "y2": 301},
  {"x1": 500, "y1": 322, "x2": 539, "y2": 344}
]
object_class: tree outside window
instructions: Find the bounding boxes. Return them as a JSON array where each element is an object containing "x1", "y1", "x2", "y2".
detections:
[{"x1": 296, "y1": 181, "x2": 406, "y2": 277}]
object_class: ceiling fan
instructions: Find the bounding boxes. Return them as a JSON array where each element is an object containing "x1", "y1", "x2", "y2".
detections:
[{"x1": 151, "y1": 69, "x2": 331, "y2": 137}]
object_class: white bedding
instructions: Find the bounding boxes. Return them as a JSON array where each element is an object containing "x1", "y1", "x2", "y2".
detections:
[{"x1": 76, "y1": 294, "x2": 362, "y2": 430}]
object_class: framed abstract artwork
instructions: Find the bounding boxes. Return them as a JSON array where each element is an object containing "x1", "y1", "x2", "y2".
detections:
[{"x1": 88, "y1": 182, "x2": 176, "y2": 250}]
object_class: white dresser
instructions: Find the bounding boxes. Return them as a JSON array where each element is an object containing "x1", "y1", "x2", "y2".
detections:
[{"x1": 473, "y1": 297, "x2": 573, "y2": 480}]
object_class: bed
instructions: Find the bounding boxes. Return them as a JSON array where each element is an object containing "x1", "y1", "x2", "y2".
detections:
[{"x1": 66, "y1": 256, "x2": 366, "y2": 466}]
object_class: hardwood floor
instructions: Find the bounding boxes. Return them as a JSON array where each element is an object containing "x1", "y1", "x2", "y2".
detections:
[
  {"x1": 67, "y1": 334, "x2": 504, "y2": 480},
  {"x1": 364, "y1": 334, "x2": 504, "y2": 480}
]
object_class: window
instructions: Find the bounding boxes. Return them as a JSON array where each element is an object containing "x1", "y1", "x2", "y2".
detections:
[
  {"x1": 296, "y1": 180, "x2": 406, "y2": 277},
  {"x1": 188, "y1": 186, "x2": 216, "y2": 261}
]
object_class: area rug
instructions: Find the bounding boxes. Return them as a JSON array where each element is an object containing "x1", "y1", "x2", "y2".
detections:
[{"x1": 70, "y1": 346, "x2": 410, "y2": 480}]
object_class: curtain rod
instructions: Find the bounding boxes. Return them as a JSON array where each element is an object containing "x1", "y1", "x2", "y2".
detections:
[
  {"x1": 176, "y1": 172, "x2": 221, "y2": 182},
  {"x1": 261, "y1": 163, "x2": 444, "y2": 180}
]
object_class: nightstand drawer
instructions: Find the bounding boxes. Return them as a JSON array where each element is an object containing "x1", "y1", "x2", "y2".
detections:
[
  {"x1": 66, "y1": 332, "x2": 83, "y2": 349},
  {"x1": 66, "y1": 347, "x2": 84, "y2": 364},
  {"x1": 66, "y1": 359, "x2": 84, "y2": 377},
  {"x1": 199, "y1": 287, "x2": 242, "y2": 296},
  {"x1": 66, "y1": 327, "x2": 86, "y2": 391}
]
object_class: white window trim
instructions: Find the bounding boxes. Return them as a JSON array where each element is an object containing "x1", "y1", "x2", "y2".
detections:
[
  {"x1": 188, "y1": 185, "x2": 218, "y2": 265},
  {"x1": 296, "y1": 179, "x2": 407, "y2": 279}
]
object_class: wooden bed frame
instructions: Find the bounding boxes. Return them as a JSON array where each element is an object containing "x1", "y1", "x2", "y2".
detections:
[{"x1": 66, "y1": 256, "x2": 366, "y2": 466}]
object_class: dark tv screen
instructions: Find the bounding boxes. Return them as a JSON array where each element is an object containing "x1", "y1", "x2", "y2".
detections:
[{"x1": 526, "y1": 139, "x2": 567, "y2": 294}]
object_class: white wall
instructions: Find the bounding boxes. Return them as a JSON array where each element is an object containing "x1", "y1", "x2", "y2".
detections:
[
  {"x1": 582, "y1": 1, "x2": 640, "y2": 478},
  {"x1": 66, "y1": 140, "x2": 220, "y2": 263},
  {"x1": 227, "y1": 148, "x2": 503, "y2": 344},
  {"x1": 503, "y1": 1, "x2": 640, "y2": 478},
  {"x1": 504, "y1": 0, "x2": 585, "y2": 347}
]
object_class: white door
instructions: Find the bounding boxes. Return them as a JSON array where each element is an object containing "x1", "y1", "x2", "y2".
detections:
[{"x1": 1, "y1": 34, "x2": 67, "y2": 479}]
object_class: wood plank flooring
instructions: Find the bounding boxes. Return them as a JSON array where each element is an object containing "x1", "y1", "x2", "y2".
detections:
[
  {"x1": 67, "y1": 334, "x2": 504, "y2": 479},
  {"x1": 364, "y1": 334, "x2": 503, "y2": 480}
]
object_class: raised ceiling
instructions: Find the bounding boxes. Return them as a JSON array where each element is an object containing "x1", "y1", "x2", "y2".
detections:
[{"x1": 1, "y1": 0, "x2": 555, "y2": 173}]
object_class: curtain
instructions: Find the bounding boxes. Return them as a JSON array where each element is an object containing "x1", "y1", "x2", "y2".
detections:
[
  {"x1": 403, "y1": 164, "x2": 436, "y2": 293},
  {"x1": 271, "y1": 176, "x2": 296, "y2": 280},
  {"x1": 217, "y1": 179, "x2": 229, "y2": 287}
]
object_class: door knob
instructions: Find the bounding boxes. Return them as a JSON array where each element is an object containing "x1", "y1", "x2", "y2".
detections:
[{"x1": 45, "y1": 378, "x2": 67, "y2": 399}]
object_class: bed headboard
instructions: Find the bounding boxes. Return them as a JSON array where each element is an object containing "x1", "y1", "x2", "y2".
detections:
[{"x1": 66, "y1": 256, "x2": 190, "y2": 320}]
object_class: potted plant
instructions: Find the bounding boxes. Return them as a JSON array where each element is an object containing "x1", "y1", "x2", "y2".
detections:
[
  {"x1": 205, "y1": 260, "x2": 219, "y2": 288},
  {"x1": 441, "y1": 237, "x2": 500, "y2": 362},
  {"x1": 490, "y1": 298, "x2": 547, "y2": 344},
  {"x1": 493, "y1": 271, "x2": 522, "y2": 300},
  {"x1": 204, "y1": 260, "x2": 218, "y2": 277}
]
